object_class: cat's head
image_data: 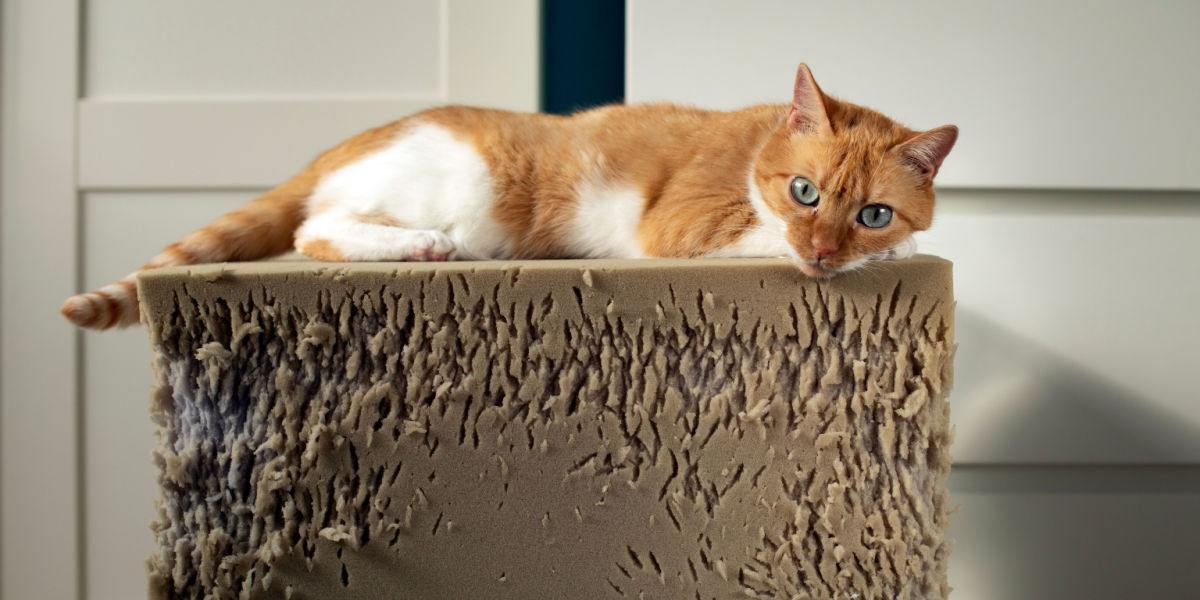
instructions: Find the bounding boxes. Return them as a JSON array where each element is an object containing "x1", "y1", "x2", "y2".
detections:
[{"x1": 751, "y1": 64, "x2": 957, "y2": 278}]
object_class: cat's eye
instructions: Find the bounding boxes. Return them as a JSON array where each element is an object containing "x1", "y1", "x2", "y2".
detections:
[
  {"x1": 858, "y1": 204, "x2": 893, "y2": 228},
  {"x1": 789, "y1": 176, "x2": 820, "y2": 206}
]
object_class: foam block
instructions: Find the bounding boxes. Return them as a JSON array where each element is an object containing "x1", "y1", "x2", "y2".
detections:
[{"x1": 140, "y1": 256, "x2": 954, "y2": 599}]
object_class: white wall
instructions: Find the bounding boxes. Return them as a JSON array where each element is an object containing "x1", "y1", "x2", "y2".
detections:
[
  {"x1": 629, "y1": 0, "x2": 1200, "y2": 191},
  {"x1": 1, "y1": 2, "x2": 539, "y2": 600},
  {"x1": 628, "y1": 2, "x2": 1200, "y2": 598}
]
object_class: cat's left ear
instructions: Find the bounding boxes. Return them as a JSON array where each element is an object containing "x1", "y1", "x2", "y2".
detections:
[{"x1": 897, "y1": 125, "x2": 958, "y2": 180}]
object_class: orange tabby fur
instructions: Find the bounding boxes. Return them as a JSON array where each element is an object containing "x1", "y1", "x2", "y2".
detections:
[{"x1": 61, "y1": 64, "x2": 956, "y2": 329}]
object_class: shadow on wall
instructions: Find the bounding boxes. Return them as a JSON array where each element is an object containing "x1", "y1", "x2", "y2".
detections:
[
  {"x1": 950, "y1": 308, "x2": 1200, "y2": 464},
  {"x1": 946, "y1": 308, "x2": 1200, "y2": 598}
]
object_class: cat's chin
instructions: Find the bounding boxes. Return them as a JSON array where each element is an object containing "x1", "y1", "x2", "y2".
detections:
[
  {"x1": 787, "y1": 249, "x2": 831, "y2": 278},
  {"x1": 789, "y1": 253, "x2": 870, "y2": 279},
  {"x1": 791, "y1": 259, "x2": 836, "y2": 279}
]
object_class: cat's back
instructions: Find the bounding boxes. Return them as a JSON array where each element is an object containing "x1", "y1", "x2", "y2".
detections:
[
  {"x1": 565, "y1": 102, "x2": 783, "y2": 140},
  {"x1": 416, "y1": 102, "x2": 783, "y2": 148},
  {"x1": 401, "y1": 102, "x2": 786, "y2": 204}
]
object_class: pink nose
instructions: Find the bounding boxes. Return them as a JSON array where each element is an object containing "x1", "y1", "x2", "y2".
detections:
[{"x1": 812, "y1": 237, "x2": 840, "y2": 260}]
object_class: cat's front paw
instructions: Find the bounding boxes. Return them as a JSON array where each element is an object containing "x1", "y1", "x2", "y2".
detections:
[
  {"x1": 871, "y1": 237, "x2": 917, "y2": 261},
  {"x1": 403, "y1": 230, "x2": 457, "y2": 261}
]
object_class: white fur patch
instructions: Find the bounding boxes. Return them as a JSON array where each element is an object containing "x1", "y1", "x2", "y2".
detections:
[
  {"x1": 705, "y1": 224, "x2": 790, "y2": 258},
  {"x1": 301, "y1": 122, "x2": 510, "y2": 259},
  {"x1": 298, "y1": 220, "x2": 456, "y2": 261},
  {"x1": 563, "y1": 179, "x2": 647, "y2": 258}
]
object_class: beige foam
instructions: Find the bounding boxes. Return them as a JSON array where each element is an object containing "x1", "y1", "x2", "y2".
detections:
[{"x1": 139, "y1": 256, "x2": 954, "y2": 599}]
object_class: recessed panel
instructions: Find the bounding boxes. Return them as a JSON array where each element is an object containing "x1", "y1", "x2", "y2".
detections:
[{"x1": 85, "y1": 0, "x2": 442, "y2": 96}]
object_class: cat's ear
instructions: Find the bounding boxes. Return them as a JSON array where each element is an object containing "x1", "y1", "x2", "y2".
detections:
[
  {"x1": 897, "y1": 125, "x2": 958, "y2": 180},
  {"x1": 788, "y1": 64, "x2": 832, "y2": 135}
]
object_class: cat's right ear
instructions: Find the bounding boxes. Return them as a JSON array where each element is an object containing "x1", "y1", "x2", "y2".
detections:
[
  {"x1": 788, "y1": 64, "x2": 833, "y2": 136},
  {"x1": 897, "y1": 125, "x2": 959, "y2": 180}
]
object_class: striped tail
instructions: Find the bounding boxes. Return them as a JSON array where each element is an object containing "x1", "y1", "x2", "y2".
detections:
[{"x1": 60, "y1": 176, "x2": 313, "y2": 329}]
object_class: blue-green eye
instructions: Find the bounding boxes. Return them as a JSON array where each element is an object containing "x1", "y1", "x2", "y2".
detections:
[
  {"x1": 858, "y1": 204, "x2": 893, "y2": 228},
  {"x1": 789, "y1": 176, "x2": 819, "y2": 206}
]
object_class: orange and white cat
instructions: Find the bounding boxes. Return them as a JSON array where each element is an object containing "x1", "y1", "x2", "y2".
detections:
[{"x1": 61, "y1": 64, "x2": 956, "y2": 330}]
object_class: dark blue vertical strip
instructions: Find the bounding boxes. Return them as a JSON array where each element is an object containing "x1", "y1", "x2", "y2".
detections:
[{"x1": 540, "y1": 0, "x2": 626, "y2": 114}]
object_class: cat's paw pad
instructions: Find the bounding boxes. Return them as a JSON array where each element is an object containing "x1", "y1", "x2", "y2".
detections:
[
  {"x1": 404, "y1": 231, "x2": 456, "y2": 262},
  {"x1": 872, "y1": 237, "x2": 917, "y2": 261}
]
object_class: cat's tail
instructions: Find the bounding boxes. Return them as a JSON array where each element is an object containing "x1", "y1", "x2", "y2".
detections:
[{"x1": 60, "y1": 175, "x2": 314, "y2": 329}]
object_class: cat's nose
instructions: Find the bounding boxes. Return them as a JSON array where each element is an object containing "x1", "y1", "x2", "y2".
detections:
[{"x1": 812, "y1": 236, "x2": 840, "y2": 260}]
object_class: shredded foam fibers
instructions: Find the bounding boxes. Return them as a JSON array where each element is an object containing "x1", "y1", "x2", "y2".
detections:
[{"x1": 139, "y1": 256, "x2": 954, "y2": 600}]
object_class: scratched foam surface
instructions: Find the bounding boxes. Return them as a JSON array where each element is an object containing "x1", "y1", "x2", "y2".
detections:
[{"x1": 139, "y1": 256, "x2": 954, "y2": 600}]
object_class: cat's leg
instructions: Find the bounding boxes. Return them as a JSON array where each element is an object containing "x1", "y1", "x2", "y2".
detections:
[{"x1": 294, "y1": 212, "x2": 457, "y2": 261}]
